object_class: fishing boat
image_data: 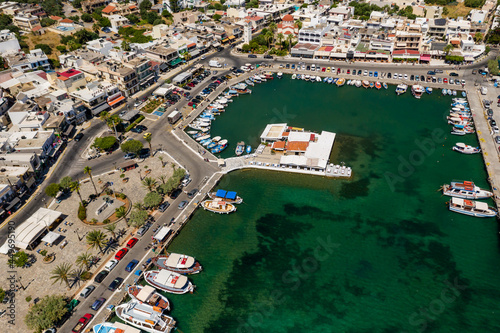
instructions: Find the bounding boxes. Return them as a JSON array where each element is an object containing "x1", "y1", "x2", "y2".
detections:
[
  {"x1": 323, "y1": 77, "x2": 329, "y2": 83},
  {"x1": 259, "y1": 75, "x2": 267, "y2": 81},
  {"x1": 449, "y1": 197, "x2": 496, "y2": 217},
  {"x1": 245, "y1": 79, "x2": 254, "y2": 86},
  {"x1": 208, "y1": 189, "x2": 243, "y2": 204},
  {"x1": 211, "y1": 145, "x2": 227, "y2": 153},
  {"x1": 442, "y1": 89, "x2": 447, "y2": 95},
  {"x1": 448, "y1": 118, "x2": 472, "y2": 127},
  {"x1": 447, "y1": 89, "x2": 452, "y2": 95},
  {"x1": 383, "y1": 82, "x2": 388, "y2": 89},
  {"x1": 202, "y1": 199, "x2": 237, "y2": 214},
  {"x1": 115, "y1": 300, "x2": 176, "y2": 333},
  {"x1": 327, "y1": 77, "x2": 333, "y2": 84},
  {"x1": 152, "y1": 253, "x2": 203, "y2": 274},
  {"x1": 333, "y1": 78, "x2": 338, "y2": 84},
  {"x1": 127, "y1": 285, "x2": 171, "y2": 311},
  {"x1": 347, "y1": 79, "x2": 352, "y2": 85},
  {"x1": 144, "y1": 269, "x2": 195, "y2": 294},
  {"x1": 212, "y1": 136, "x2": 221, "y2": 142},
  {"x1": 304, "y1": 75, "x2": 310, "y2": 81},
  {"x1": 452, "y1": 90, "x2": 457, "y2": 96},
  {"x1": 362, "y1": 80, "x2": 370, "y2": 88},
  {"x1": 207, "y1": 142, "x2": 217, "y2": 149},
  {"x1": 452, "y1": 142, "x2": 480, "y2": 154},
  {"x1": 368, "y1": 81, "x2": 374, "y2": 88},
  {"x1": 187, "y1": 131, "x2": 198, "y2": 135},
  {"x1": 316, "y1": 76, "x2": 321, "y2": 82},
  {"x1": 336, "y1": 78, "x2": 346, "y2": 86},
  {"x1": 395, "y1": 84, "x2": 408, "y2": 95},
  {"x1": 355, "y1": 80, "x2": 362, "y2": 88},
  {"x1": 411, "y1": 85, "x2": 425, "y2": 99},
  {"x1": 277, "y1": 72, "x2": 283, "y2": 79},
  {"x1": 442, "y1": 180, "x2": 493, "y2": 199},
  {"x1": 196, "y1": 135, "x2": 210, "y2": 142},
  {"x1": 246, "y1": 145, "x2": 252, "y2": 154},
  {"x1": 291, "y1": 74, "x2": 297, "y2": 79},
  {"x1": 426, "y1": 87, "x2": 433, "y2": 94},
  {"x1": 375, "y1": 82, "x2": 382, "y2": 89},
  {"x1": 202, "y1": 140, "x2": 212, "y2": 147},
  {"x1": 93, "y1": 322, "x2": 147, "y2": 333},
  {"x1": 462, "y1": 91, "x2": 467, "y2": 97},
  {"x1": 235, "y1": 141, "x2": 245, "y2": 156},
  {"x1": 265, "y1": 72, "x2": 274, "y2": 79},
  {"x1": 449, "y1": 113, "x2": 471, "y2": 120}
]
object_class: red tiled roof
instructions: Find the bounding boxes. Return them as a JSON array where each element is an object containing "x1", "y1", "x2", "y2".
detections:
[
  {"x1": 36, "y1": 72, "x2": 48, "y2": 80},
  {"x1": 49, "y1": 15, "x2": 62, "y2": 21},
  {"x1": 102, "y1": 5, "x2": 117, "y2": 14},
  {"x1": 245, "y1": 16, "x2": 263, "y2": 21},
  {"x1": 272, "y1": 141, "x2": 286, "y2": 150},
  {"x1": 187, "y1": 43, "x2": 196, "y2": 48},
  {"x1": 58, "y1": 69, "x2": 82, "y2": 79},
  {"x1": 60, "y1": 18, "x2": 73, "y2": 24},
  {"x1": 286, "y1": 141, "x2": 309, "y2": 151},
  {"x1": 31, "y1": 26, "x2": 42, "y2": 31},
  {"x1": 129, "y1": 5, "x2": 137, "y2": 9},
  {"x1": 282, "y1": 14, "x2": 294, "y2": 22}
]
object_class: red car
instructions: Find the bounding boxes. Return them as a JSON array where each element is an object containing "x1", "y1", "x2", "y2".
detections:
[
  {"x1": 321, "y1": 67, "x2": 326, "y2": 72},
  {"x1": 443, "y1": 78, "x2": 448, "y2": 83},
  {"x1": 126, "y1": 238, "x2": 138, "y2": 248},
  {"x1": 115, "y1": 248, "x2": 128, "y2": 260},
  {"x1": 72, "y1": 313, "x2": 93, "y2": 333},
  {"x1": 347, "y1": 69, "x2": 350, "y2": 74},
  {"x1": 188, "y1": 101, "x2": 194, "y2": 106}
]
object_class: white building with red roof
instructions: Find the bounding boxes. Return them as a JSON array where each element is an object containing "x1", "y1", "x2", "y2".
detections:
[{"x1": 277, "y1": 14, "x2": 298, "y2": 36}]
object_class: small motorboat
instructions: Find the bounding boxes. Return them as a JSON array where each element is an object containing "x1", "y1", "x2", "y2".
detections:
[
  {"x1": 207, "y1": 142, "x2": 217, "y2": 149},
  {"x1": 449, "y1": 197, "x2": 496, "y2": 217},
  {"x1": 316, "y1": 76, "x2": 321, "y2": 82},
  {"x1": 202, "y1": 199, "x2": 237, "y2": 214},
  {"x1": 452, "y1": 142, "x2": 481, "y2": 154},
  {"x1": 336, "y1": 78, "x2": 346, "y2": 86},
  {"x1": 426, "y1": 87, "x2": 433, "y2": 94},
  {"x1": 452, "y1": 90, "x2": 457, "y2": 96},
  {"x1": 246, "y1": 145, "x2": 252, "y2": 154},
  {"x1": 383, "y1": 82, "x2": 388, "y2": 89},
  {"x1": 277, "y1": 72, "x2": 283, "y2": 79},
  {"x1": 442, "y1": 180, "x2": 493, "y2": 199},
  {"x1": 327, "y1": 77, "x2": 333, "y2": 84},
  {"x1": 375, "y1": 82, "x2": 382, "y2": 89},
  {"x1": 369, "y1": 81, "x2": 375, "y2": 89},
  {"x1": 442, "y1": 89, "x2": 447, "y2": 95},
  {"x1": 362, "y1": 80, "x2": 370, "y2": 88},
  {"x1": 291, "y1": 74, "x2": 297, "y2": 79},
  {"x1": 187, "y1": 131, "x2": 198, "y2": 135},
  {"x1": 235, "y1": 141, "x2": 245, "y2": 156},
  {"x1": 447, "y1": 89, "x2": 452, "y2": 95},
  {"x1": 462, "y1": 91, "x2": 467, "y2": 97},
  {"x1": 323, "y1": 77, "x2": 329, "y2": 83},
  {"x1": 212, "y1": 136, "x2": 221, "y2": 142}
]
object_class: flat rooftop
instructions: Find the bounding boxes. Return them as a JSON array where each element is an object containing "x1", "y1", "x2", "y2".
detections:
[{"x1": 260, "y1": 123, "x2": 287, "y2": 142}]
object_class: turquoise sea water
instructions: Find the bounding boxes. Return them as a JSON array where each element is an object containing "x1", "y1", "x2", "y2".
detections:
[{"x1": 168, "y1": 77, "x2": 500, "y2": 332}]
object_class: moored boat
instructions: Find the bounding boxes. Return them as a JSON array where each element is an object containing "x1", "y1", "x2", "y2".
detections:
[
  {"x1": 449, "y1": 197, "x2": 496, "y2": 217},
  {"x1": 362, "y1": 80, "x2": 370, "y2": 88},
  {"x1": 277, "y1": 72, "x2": 283, "y2": 79},
  {"x1": 291, "y1": 74, "x2": 297, "y2": 79},
  {"x1": 127, "y1": 285, "x2": 171, "y2": 311},
  {"x1": 212, "y1": 136, "x2": 221, "y2": 142},
  {"x1": 426, "y1": 87, "x2": 433, "y2": 94},
  {"x1": 452, "y1": 142, "x2": 480, "y2": 154},
  {"x1": 235, "y1": 141, "x2": 245, "y2": 156},
  {"x1": 115, "y1": 300, "x2": 176, "y2": 333},
  {"x1": 246, "y1": 145, "x2": 252, "y2": 154},
  {"x1": 336, "y1": 78, "x2": 346, "y2": 86},
  {"x1": 202, "y1": 199, "x2": 237, "y2": 214},
  {"x1": 144, "y1": 269, "x2": 195, "y2": 294},
  {"x1": 208, "y1": 189, "x2": 243, "y2": 204},
  {"x1": 442, "y1": 181, "x2": 493, "y2": 199},
  {"x1": 396, "y1": 84, "x2": 408, "y2": 95},
  {"x1": 375, "y1": 82, "x2": 382, "y2": 89},
  {"x1": 152, "y1": 253, "x2": 203, "y2": 274},
  {"x1": 383, "y1": 82, "x2": 388, "y2": 89},
  {"x1": 411, "y1": 85, "x2": 425, "y2": 99}
]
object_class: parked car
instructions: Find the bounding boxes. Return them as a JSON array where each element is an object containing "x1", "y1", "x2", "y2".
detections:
[
  {"x1": 158, "y1": 202, "x2": 170, "y2": 212},
  {"x1": 178, "y1": 200, "x2": 188, "y2": 209},
  {"x1": 450, "y1": 72, "x2": 459, "y2": 76},
  {"x1": 170, "y1": 188, "x2": 182, "y2": 199},
  {"x1": 80, "y1": 285, "x2": 95, "y2": 298},
  {"x1": 263, "y1": 55, "x2": 273, "y2": 59},
  {"x1": 248, "y1": 54, "x2": 257, "y2": 58},
  {"x1": 181, "y1": 177, "x2": 192, "y2": 187},
  {"x1": 187, "y1": 189, "x2": 198, "y2": 199},
  {"x1": 90, "y1": 298, "x2": 105, "y2": 311},
  {"x1": 124, "y1": 153, "x2": 135, "y2": 160},
  {"x1": 495, "y1": 136, "x2": 500, "y2": 144},
  {"x1": 126, "y1": 238, "x2": 138, "y2": 248},
  {"x1": 108, "y1": 277, "x2": 123, "y2": 291},
  {"x1": 74, "y1": 133, "x2": 84, "y2": 142},
  {"x1": 115, "y1": 248, "x2": 128, "y2": 261},
  {"x1": 72, "y1": 313, "x2": 93, "y2": 333},
  {"x1": 427, "y1": 71, "x2": 436, "y2": 75},
  {"x1": 434, "y1": 69, "x2": 443, "y2": 73},
  {"x1": 125, "y1": 260, "x2": 139, "y2": 272},
  {"x1": 94, "y1": 270, "x2": 109, "y2": 283},
  {"x1": 104, "y1": 259, "x2": 118, "y2": 271}
]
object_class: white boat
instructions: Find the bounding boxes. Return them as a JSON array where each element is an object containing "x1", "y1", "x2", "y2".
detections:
[
  {"x1": 187, "y1": 131, "x2": 198, "y2": 135},
  {"x1": 245, "y1": 79, "x2": 254, "y2": 86},
  {"x1": 316, "y1": 76, "x2": 321, "y2": 82},
  {"x1": 128, "y1": 285, "x2": 171, "y2": 311},
  {"x1": 277, "y1": 72, "x2": 283, "y2": 78},
  {"x1": 202, "y1": 198, "x2": 237, "y2": 214},
  {"x1": 396, "y1": 84, "x2": 408, "y2": 95},
  {"x1": 291, "y1": 74, "x2": 297, "y2": 79},
  {"x1": 411, "y1": 85, "x2": 425, "y2": 99},
  {"x1": 152, "y1": 253, "x2": 202, "y2": 274},
  {"x1": 443, "y1": 181, "x2": 493, "y2": 199},
  {"x1": 452, "y1": 142, "x2": 480, "y2": 154},
  {"x1": 208, "y1": 189, "x2": 243, "y2": 204},
  {"x1": 449, "y1": 113, "x2": 471, "y2": 120},
  {"x1": 196, "y1": 135, "x2": 210, "y2": 142},
  {"x1": 116, "y1": 300, "x2": 176, "y2": 333},
  {"x1": 304, "y1": 75, "x2": 310, "y2": 81},
  {"x1": 218, "y1": 139, "x2": 228, "y2": 146},
  {"x1": 212, "y1": 136, "x2": 221, "y2": 142},
  {"x1": 93, "y1": 322, "x2": 146, "y2": 333},
  {"x1": 452, "y1": 90, "x2": 457, "y2": 96},
  {"x1": 144, "y1": 269, "x2": 195, "y2": 294},
  {"x1": 449, "y1": 197, "x2": 496, "y2": 217},
  {"x1": 354, "y1": 80, "x2": 362, "y2": 88}
]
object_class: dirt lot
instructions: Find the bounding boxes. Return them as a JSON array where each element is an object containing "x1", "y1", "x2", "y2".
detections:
[
  {"x1": 444, "y1": 3, "x2": 472, "y2": 19},
  {"x1": 24, "y1": 31, "x2": 63, "y2": 60}
]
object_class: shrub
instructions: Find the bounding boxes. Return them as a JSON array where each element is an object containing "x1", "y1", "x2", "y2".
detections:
[
  {"x1": 78, "y1": 203, "x2": 87, "y2": 221},
  {"x1": 40, "y1": 250, "x2": 47, "y2": 256},
  {"x1": 120, "y1": 174, "x2": 125, "y2": 178},
  {"x1": 93, "y1": 136, "x2": 117, "y2": 151},
  {"x1": 143, "y1": 192, "x2": 162, "y2": 208},
  {"x1": 103, "y1": 219, "x2": 110, "y2": 224},
  {"x1": 26, "y1": 296, "x2": 32, "y2": 302}
]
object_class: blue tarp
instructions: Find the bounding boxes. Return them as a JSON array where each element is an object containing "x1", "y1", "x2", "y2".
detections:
[
  {"x1": 134, "y1": 270, "x2": 143, "y2": 276},
  {"x1": 226, "y1": 191, "x2": 237, "y2": 200},
  {"x1": 216, "y1": 189, "x2": 227, "y2": 198}
]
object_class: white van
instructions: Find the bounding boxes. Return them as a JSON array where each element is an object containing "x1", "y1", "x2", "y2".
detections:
[
  {"x1": 104, "y1": 259, "x2": 118, "y2": 271},
  {"x1": 311, "y1": 64, "x2": 316, "y2": 71}
]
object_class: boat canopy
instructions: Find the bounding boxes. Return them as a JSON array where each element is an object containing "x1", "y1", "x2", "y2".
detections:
[
  {"x1": 216, "y1": 189, "x2": 227, "y2": 198},
  {"x1": 226, "y1": 191, "x2": 237, "y2": 200},
  {"x1": 476, "y1": 201, "x2": 489, "y2": 210}
]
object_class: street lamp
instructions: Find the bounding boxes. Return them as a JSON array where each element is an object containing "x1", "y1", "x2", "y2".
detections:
[
  {"x1": 18, "y1": 276, "x2": 25, "y2": 291},
  {"x1": 74, "y1": 228, "x2": 83, "y2": 242}
]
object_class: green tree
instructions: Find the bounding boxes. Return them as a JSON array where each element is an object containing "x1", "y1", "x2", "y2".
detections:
[
  {"x1": 145, "y1": 133, "x2": 152, "y2": 151},
  {"x1": 287, "y1": 33, "x2": 294, "y2": 52},
  {"x1": 81, "y1": 13, "x2": 93, "y2": 22},
  {"x1": 45, "y1": 183, "x2": 60, "y2": 198},
  {"x1": 488, "y1": 59, "x2": 499, "y2": 75},
  {"x1": 473, "y1": 32, "x2": 483, "y2": 43},
  {"x1": 35, "y1": 44, "x2": 52, "y2": 55},
  {"x1": 0, "y1": 288, "x2": 4, "y2": 303},
  {"x1": 169, "y1": 0, "x2": 180, "y2": 13},
  {"x1": 99, "y1": 111, "x2": 121, "y2": 129},
  {"x1": 86, "y1": 230, "x2": 107, "y2": 253},
  {"x1": 213, "y1": 14, "x2": 222, "y2": 21},
  {"x1": 70, "y1": 181, "x2": 83, "y2": 204},
  {"x1": 162, "y1": 10, "x2": 172, "y2": 19},
  {"x1": 126, "y1": 14, "x2": 140, "y2": 24},
  {"x1": 50, "y1": 262, "x2": 72, "y2": 287},
  {"x1": 128, "y1": 209, "x2": 149, "y2": 227},
  {"x1": 277, "y1": 32, "x2": 285, "y2": 47},
  {"x1": 56, "y1": 45, "x2": 67, "y2": 53},
  {"x1": 121, "y1": 140, "x2": 143, "y2": 155},
  {"x1": 295, "y1": 20, "x2": 302, "y2": 30},
  {"x1": 143, "y1": 191, "x2": 162, "y2": 208},
  {"x1": 444, "y1": 44, "x2": 453, "y2": 55},
  {"x1": 75, "y1": 252, "x2": 93, "y2": 271},
  {"x1": 104, "y1": 223, "x2": 117, "y2": 241},
  {"x1": 122, "y1": 40, "x2": 131, "y2": 51},
  {"x1": 24, "y1": 295, "x2": 68, "y2": 332},
  {"x1": 8, "y1": 251, "x2": 29, "y2": 268},
  {"x1": 442, "y1": 6, "x2": 449, "y2": 15},
  {"x1": 242, "y1": 43, "x2": 251, "y2": 52},
  {"x1": 93, "y1": 136, "x2": 117, "y2": 151},
  {"x1": 92, "y1": 23, "x2": 100, "y2": 33},
  {"x1": 59, "y1": 176, "x2": 73, "y2": 192},
  {"x1": 140, "y1": 0, "x2": 152, "y2": 11},
  {"x1": 84, "y1": 166, "x2": 98, "y2": 195},
  {"x1": 40, "y1": 18, "x2": 56, "y2": 27},
  {"x1": 98, "y1": 17, "x2": 111, "y2": 28},
  {"x1": 115, "y1": 206, "x2": 127, "y2": 218},
  {"x1": 142, "y1": 177, "x2": 157, "y2": 192}
]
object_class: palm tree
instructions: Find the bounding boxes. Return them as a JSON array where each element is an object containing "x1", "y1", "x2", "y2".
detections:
[
  {"x1": 444, "y1": 44, "x2": 453, "y2": 55},
  {"x1": 70, "y1": 181, "x2": 83, "y2": 204},
  {"x1": 69, "y1": 268, "x2": 87, "y2": 288},
  {"x1": 83, "y1": 166, "x2": 97, "y2": 195},
  {"x1": 277, "y1": 33, "x2": 285, "y2": 48},
  {"x1": 92, "y1": 23, "x2": 100, "y2": 33},
  {"x1": 133, "y1": 202, "x2": 145, "y2": 210},
  {"x1": 142, "y1": 177, "x2": 157, "y2": 192},
  {"x1": 269, "y1": 22, "x2": 277, "y2": 46},
  {"x1": 115, "y1": 206, "x2": 127, "y2": 218},
  {"x1": 182, "y1": 51, "x2": 191, "y2": 62},
  {"x1": 158, "y1": 156, "x2": 164, "y2": 168},
  {"x1": 295, "y1": 20, "x2": 302, "y2": 30},
  {"x1": 75, "y1": 252, "x2": 93, "y2": 271},
  {"x1": 145, "y1": 135, "x2": 152, "y2": 151},
  {"x1": 264, "y1": 30, "x2": 273, "y2": 48},
  {"x1": 287, "y1": 34, "x2": 294, "y2": 53},
  {"x1": 86, "y1": 230, "x2": 107, "y2": 254},
  {"x1": 50, "y1": 263, "x2": 73, "y2": 288},
  {"x1": 158, "y1": 175, "x2": 167, "y2": 184},
  {"x1": 104, "y1": 224, "x2": 117, "y2": 241}
]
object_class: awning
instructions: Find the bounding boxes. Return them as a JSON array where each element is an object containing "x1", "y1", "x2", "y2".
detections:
[
  {"x1": 169, "y1": 58, "x2": 182, "y2": 66},
  {"x1": 91, "y1": 103, "x2": 110, "y2": 115},
  {"x1": 354, "y1": 53, "x2": 365, "y2": 58},
  {"x1": 63, "y1": 124, "x2": 74, "y2": 136},
  {"x1": 159, "y1": 63, "x2": 168, "y2": 71},
  {"x1": 189, "y1": 49, "x2": 200, "y2": 57},
  {"x1": 222, "y1": 38, "x2": 229, "y2": 43},
  {"x1": 154, "y1": 226, "x2": 171, "y2": 241},
  {"x1": 420, "y1": 55, "x2": 431, "y2": 61},
  {"x1": 119, "y1": 160, "x2": 137, "y2": 170},
  {"x1": 228, "y1": 36, "x2": 236, "y2": 40},
  {"x1": 5, "y1": 197, "x2": 20, "y2": 211},
  {"x1": 226, "y1": 191, "x2": 237, "y2": 200},
  {"x1": 108, "y1": 95, "x2": 125, "y2": 107},
  {"x1": 120, "y1": 108, "x2": 139, "y2": 121},
  {"x1": 216, "y1": 189, "x2": 227, "y2": 197},
  {"x1": 41, "y1": 231, "x2": 60, "y2": 245},
  {"x1": 464, "y1": 56, "x2": 474, "y2": 61}
]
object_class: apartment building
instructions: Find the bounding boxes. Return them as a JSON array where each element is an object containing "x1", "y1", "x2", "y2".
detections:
[
  {"x1": 70, "y1": 82, "x2": 109, "y2": 116},
  {"x1": 101, "y1": 2, "x2": 139, "y2": 17},
  {"x1": 0, "y1": 30, "x2": 21, "y2": 56},
  {"x1": 97, "y1": 60, "x2": 139, "y2": 98},
  {"x1": 393, "y1": 23, "x2": 422, "y2": 54},
  {"x1": 125, "y1": 57, "x2": 157, "y2": 89},
  {"x1": 81, "y1": 0, "x2": 112, "y2": 13},
  {"x1": 12, "y1": 14, "x2": 42, "y2": 33},
  {"x1": 427, "y1": 18, "x2": 447, "y2": 38},
  {"x1": 298, "y1": 23, "x2": 330, "y2": 44},
  {"x1": 56, "y1": 69, "x2": 87, "y2": 93}
]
